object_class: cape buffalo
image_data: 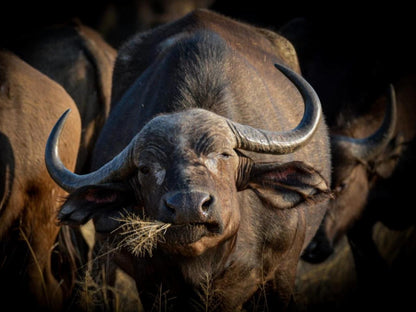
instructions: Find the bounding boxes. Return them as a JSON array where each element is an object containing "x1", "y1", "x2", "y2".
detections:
[
  {"x1": 280, "y1": 18, "x2": 415, "y2": 264},
  {"x1": 45, "y1": 9, "x2": 331, "y2": 311},
  {"x1": 302, "y1": 85, "x2": 399, "y2": 261},
  {"x1": 281, "y1": 17, "x2": 416, "y2": 310},
  {"x1": 10, "y1": 20, "x2": 116, "y2": 174},
  {"x1": 300, "y1": 77, "x2": 416, "y2": 310},
  {"x1": 0, "y1": 50, "x2": 81, "y2": 311}
]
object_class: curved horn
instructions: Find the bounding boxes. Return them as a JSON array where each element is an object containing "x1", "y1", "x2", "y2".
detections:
[
  {"x1": 46, "y1": 63, "x2": 322, "y2": 191},
  {"x1": 45, "y1": 109, "x2": 136, "y2": 192},
  {"x1": 331, "y1": 84, "x2": 397, "y2": 160},
  {"x1": 227, "y1": 63, "x2": 322, "y2": 154}
]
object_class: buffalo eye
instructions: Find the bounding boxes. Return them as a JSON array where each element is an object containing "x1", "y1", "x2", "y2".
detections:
[
  {"x1": 218, "y1": 150, "x2": 234, "y2": 159},
  {"x1": 206, "y1": 151, "x2": 233, "y2": 161},
  {"x1": 139, "y1": 165, "x2": 150, "y2": 175},
  {"x1": 220, "y1": 152, "x2": 232, "y2": 159}
]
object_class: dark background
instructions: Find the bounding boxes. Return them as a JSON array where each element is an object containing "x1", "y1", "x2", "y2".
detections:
[
  {"x1": 2, "y1": 0, "x2": 414, "y2": 84},
  {"x1": 1, "y1": 0, "x2": 413, "y2": 47},
  {"x1": 2, "y1": 0, "x2": 414, "y2": 128}
]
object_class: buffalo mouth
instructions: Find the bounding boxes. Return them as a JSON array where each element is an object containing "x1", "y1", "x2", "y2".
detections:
[
  {"x1": 114, "y1": 212, "x2": 222, "y2": 257},
  {"x1": 162, "y1": 222, "x2": 221, "y2": 246}
]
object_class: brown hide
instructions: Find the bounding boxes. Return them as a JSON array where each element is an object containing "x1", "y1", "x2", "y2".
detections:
[
  {"x1": 7, "y1": 23, "x2": 116, "y2": 309},
  {"x1": 0, "y1": 50, "x2": 81, "y2": 311}
]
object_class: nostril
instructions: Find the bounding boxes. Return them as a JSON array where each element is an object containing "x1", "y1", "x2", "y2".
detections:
[
  {"x1": 201, "y1": 195, "x2": 214, "y2": 212},
  {"x1": 164, "y1": 198, "x2": 176, "y2": 214},
  {"x1": 163, "y1": 192, "x2": 214, "y2": 221}
]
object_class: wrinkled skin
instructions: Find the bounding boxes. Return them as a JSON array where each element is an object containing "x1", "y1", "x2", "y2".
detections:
[
  {"x1": 47, "y1": 9, "x2": 332, "y2": 311},
  {"x1": 0, "y1": 51, "x2": 81, "y2": 311}
]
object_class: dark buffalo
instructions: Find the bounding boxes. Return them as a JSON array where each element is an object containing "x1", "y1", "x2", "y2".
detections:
[
  {"x1": 45, "y1": 9, "x2": 331, "y2": 311},
  {"x1": 10, "y1": 20, "x2": 116, "y2": 174},
  {"x1": 302, "y1": 85, "x2": 399, "y2": 261},
  {"x1": 302, "y1": 76, "x2": 416, "y2": 309},
  {"x1": 0, "y1": 50, "x2": 81, "y2": 311},
  {"x1": 280, "y1": 17, "x2": 416, "y2": 310},
  {"x1": 281, "y1": 18, "x2": 416, "y2": 262}
]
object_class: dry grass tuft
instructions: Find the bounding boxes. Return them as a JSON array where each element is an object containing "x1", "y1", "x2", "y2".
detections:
[
  {"x1": 76, "y1": 264, "x2": 142, "y2": 312},
  {"x1": 19, "y1": 227, "x2": 50, "y2": 305},
  {"x1": 114, "y1": 212, "x2": 171, "y2": 257},
  {"x1": 196, "y1": 271, "x2": 218, "y2": 312},
  {"x1": 77, "y1": 265, "x2": 110, "y2": 311}
]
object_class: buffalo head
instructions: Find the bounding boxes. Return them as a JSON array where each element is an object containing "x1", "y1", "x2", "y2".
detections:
[{"x1": 302, "y1": 84, "x2": 399, "y2": 263}]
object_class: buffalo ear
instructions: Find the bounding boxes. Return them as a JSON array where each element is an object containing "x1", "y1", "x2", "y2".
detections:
[
  {"x1": 58, "y1": 183, "x2": 138, "y2": 233},
  {"x1": 245, "y1": 161, "x2": 331, "y2": 209}
]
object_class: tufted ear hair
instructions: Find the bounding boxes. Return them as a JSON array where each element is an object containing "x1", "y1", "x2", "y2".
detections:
[
  {"x1": 242, "y1": 161, "x2": 331, "y2": 209},
  {"x1": 58, "y1": 183, "x2": 139, "y2": 233}
]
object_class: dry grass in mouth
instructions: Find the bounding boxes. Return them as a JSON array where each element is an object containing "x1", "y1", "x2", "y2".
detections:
[{"x1": 114, "y1": 212, "x2": 171, "y2": 257}]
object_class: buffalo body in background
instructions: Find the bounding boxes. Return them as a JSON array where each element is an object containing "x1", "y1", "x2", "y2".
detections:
[
  {"x1": 281, "y1": 17, "x2": 416, "y2": 311},
  {"x1": 0, "y1": 50, "x2": 81, "y2": 311}
]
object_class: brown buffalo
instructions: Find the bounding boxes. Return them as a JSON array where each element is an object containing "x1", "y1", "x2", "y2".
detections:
[
  {"x1": 0, "y1": 50, "x2": 81, "y2": 311},
  {"x1": 45, "y1": 9, "x2": 332, "y2": 311}
]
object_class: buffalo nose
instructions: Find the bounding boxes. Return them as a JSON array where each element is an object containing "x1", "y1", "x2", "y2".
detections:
[{"x1": 162, "y1": 191, "x2": 214, "y2": 223}]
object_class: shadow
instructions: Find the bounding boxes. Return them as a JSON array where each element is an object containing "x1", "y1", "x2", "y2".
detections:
[{"x1": 0, "y1": 131, "x2": 14, "y2": 222}]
